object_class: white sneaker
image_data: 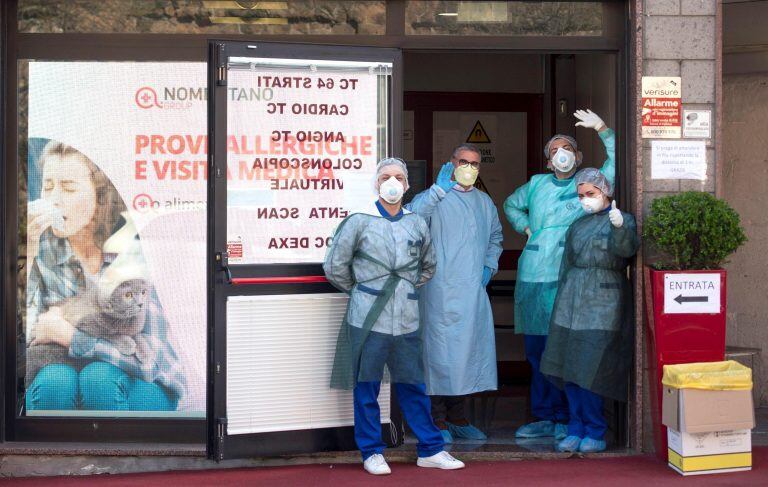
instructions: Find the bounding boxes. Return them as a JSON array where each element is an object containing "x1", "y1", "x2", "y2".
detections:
[
  {"x1": 363, "y1": 453, "x2": 391, "y2": 475},
  {"x1": 416, "y1": 450, "x2": 465, "y2": 470}
]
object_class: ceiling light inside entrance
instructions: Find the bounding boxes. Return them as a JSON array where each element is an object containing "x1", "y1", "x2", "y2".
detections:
[{"x1": 204, "y1": 1, "x2": 288, "y2": 25}]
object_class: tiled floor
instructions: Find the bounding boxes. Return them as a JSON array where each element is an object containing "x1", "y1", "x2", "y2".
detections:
[
  {"x1": 400, "y1": 396, "x2": 768, "y2": 455},
  {"x1": 400, "y1": 393, "x2": 629, "y2": 455}
]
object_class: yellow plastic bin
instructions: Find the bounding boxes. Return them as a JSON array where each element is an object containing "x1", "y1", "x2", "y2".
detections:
[{"x1": 662, "y1": 360, "x2": 753, "y2": 390}]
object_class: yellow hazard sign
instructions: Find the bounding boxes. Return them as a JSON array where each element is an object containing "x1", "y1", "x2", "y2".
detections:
[{"x1": 466, "y1": 120, "x2": 491, "y2": 143}]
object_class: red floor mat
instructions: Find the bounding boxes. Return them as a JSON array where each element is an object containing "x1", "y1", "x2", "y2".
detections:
[{"x1": 4, "y1": 447, "x2": 766, "y2": 486}]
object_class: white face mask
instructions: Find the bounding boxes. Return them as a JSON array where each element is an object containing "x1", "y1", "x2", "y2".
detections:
[
  {"x1": 551, "y1": 147, "x2": 576, "y2": 173},
  {"x1": 580, "y1": 196, "x2": 606, "y2": 214},
  {"x1": 379, "y1": 176, "x2": 405, "y2": 204}
]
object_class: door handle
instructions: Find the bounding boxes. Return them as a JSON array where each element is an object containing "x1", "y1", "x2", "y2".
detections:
[{"x1": 215, "y1": 251, "x2": 232, "y2": 283}]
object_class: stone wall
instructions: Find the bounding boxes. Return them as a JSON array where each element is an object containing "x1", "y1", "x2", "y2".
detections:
[
  {"x1": 722, "y1": 73, "x2": 768, "y2": 407},
  {"x1": 641, "y1": 0, "x2": 718, "y2": 203},
  {"x1": 17, "y1": 0, "x2": 386, "y2": 35},
  {"x1": 722, "y1": 0, "x2": 768, "y2": 408},
  {"x1": 637, "y1": 0, "x2": 720, "y2": 453}
]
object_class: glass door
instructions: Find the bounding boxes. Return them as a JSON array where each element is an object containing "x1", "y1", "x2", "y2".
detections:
[{"x1": 207, "y1": 41, "x2": 402, "y2": 459}]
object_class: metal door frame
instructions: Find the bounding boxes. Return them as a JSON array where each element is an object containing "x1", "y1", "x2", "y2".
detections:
[{"x1": 206, "y1": 40, "x2": 403, "y2": 459}]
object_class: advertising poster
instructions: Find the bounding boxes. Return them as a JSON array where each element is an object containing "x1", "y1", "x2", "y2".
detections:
[
  {"x1": 225, "y1": 59, "x2": 384, "y2": 264},
  {"x1": 27, "y1": 62, "x2": 208, "y2": 417},
  {"x1": 25, "y1": 60, "x2": 389, "y2": 418},
  {"x1": 641, "y1": 76, "x2": 682, "y2": 139}
]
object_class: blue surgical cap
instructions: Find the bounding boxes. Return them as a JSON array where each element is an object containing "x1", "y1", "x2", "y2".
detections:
[
  {"x1": 575, "y1": 167, "x2": 614, "y2": 197},
  {"x1": 375, "y1": 157, "x2": 408, "y2": 181},
  {"x1": 544, "y1": 134, "x2": 579, "y2": 160}
]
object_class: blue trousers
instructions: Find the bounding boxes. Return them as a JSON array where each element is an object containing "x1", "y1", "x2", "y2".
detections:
[
  {"x1": 26, "y1": 362, "x2": 177, "y2": 411},
  {"x1": 354, "y1": 381, "x2": 444, "y2": 461},
  {"x1": 565, "y1": 382, "x2": 606, "y2": 440},
  {"x1": 524, "y1": 335, "x2": 568, "y2": 422}
]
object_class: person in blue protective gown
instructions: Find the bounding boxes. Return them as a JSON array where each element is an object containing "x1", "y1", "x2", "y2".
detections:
[
  {"x1": 405, "y1": 144, "x2": 503, "y2": 443},
  {"x1": 540, "y1": 168, "x2": 639, "y2": 453},
  {"x1": 324, "y1": 157, "x2": 465, "y2": 475},
  {"x1": 503, "y1": 109, "x2": 616, "y2": 440}
]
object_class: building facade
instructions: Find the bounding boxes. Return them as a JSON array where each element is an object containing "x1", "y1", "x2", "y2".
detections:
[{"x1": 0, "y1": 0, "x2": 760, "y2": 476}]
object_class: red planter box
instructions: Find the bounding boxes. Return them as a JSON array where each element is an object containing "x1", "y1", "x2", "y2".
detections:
[{"x1": 644, "y1": 267, "x2": 727, "y2": 461}]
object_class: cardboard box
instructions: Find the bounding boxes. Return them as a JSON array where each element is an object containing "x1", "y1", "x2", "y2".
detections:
[
  {"x1": 667, "y1": 428, "x2": 752, "y2": 476},
  {"x1": 662, "y1": 387, "x2": 755, "y2": 433},
  {"x1": 668, "y1": 427, "x2": 751, "y2": 457},
  {"x1": 663, "y1": 388, "x2": 754, "y2": 475}
]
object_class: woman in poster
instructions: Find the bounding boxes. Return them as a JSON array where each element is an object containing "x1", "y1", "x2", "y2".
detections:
[{"x1": 24, "y1": 140, "x2": 187, "y2": 412}]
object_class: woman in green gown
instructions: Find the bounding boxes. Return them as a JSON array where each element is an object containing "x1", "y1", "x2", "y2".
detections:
[{"x1": 540, "y1": 168, "x2": 639, "y2": 454}]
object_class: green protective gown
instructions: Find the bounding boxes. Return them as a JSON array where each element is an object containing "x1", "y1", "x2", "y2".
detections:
[
  {"x1": 539, "y1": 209, "x2": 639, "y2": 401},
  {"x1": 503, "y1": 129, "x2": 615, "y2": 335},
  {"x1": 323, "y1": 201, "x2": 436, "y2": 390}
]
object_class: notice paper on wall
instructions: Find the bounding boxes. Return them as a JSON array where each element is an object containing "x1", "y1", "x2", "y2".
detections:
[
  {"x1": 651, "y1": 140, "x2": 707, "y2": 180},
  {"x1": 683, "y1": 109, "x2": 712, "y2": 139}
]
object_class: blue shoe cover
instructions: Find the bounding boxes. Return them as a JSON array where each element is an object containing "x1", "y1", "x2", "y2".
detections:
[
  {"x1": 556, "y1": 435, "x2": 582, "y2": 452},
  {"x1": 440, "y1": 428, "x2": 454, "y2": 444},
  {"x1": 515, "y1": 420, "x2": 555, "y2": 438},
  {"x1": 554, "y1": 423, "x2": 568, "y2": 441},
  {"x1": 578, "y1": 437, "x2": 606, "y2": 453},
  {"x1": 447, "y1": 422, "x2": 488, "y2": 440}
]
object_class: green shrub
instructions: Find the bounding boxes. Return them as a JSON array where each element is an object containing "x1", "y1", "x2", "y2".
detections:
[{"x1": 643, "y1": 192, "x2": 747, "y2": 270}]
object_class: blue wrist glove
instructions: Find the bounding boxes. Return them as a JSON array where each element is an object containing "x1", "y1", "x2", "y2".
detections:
[
  {"x1": 482, "y1": 266, "x2": 493, "y2": 287},
  {"x1": 435, "y1": 162, "x2": 455, "y2": 192}
]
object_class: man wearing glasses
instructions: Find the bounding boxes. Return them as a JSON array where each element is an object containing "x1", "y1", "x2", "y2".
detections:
[{"x1": 407, "y1": 144, "x2": 503, "y2": 443}]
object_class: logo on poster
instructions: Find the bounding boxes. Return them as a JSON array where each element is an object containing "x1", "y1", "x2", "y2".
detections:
[
  {"x1": 135, "y1": 87, "x2": 160, "y2": 109},
  {"x1": 135, "y1": 85, "x2": 272, "y2": 110},
  {"x1": 132, "y1": 192, "x2": 205, "y2": 213},
  {"x1": 134, "y1": 86, "x2": 195, "y2": 110},
  {"x1": 133, "y1": 192, "x2": 158, "y2": 212}
]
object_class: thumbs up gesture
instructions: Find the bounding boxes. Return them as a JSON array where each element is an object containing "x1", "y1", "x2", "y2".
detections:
[{"x1": 608, "y1": 200, "x2": 624, "y2": 228}]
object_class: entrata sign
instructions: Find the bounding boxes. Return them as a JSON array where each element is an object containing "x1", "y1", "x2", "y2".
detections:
[
  {"x1": 664, "y1": 273, "x2": 721, "y2": 314},
  {"x1": 641, "y1": 76, "x2": 682, "y2": 139}
]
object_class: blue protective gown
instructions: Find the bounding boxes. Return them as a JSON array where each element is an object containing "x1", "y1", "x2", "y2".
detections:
[
  {"x1": 324, "y1": 200, "x2": 436, "y2": 390},
  {"x1": 324, "y1": 200, "x2": 444, "y2": 459},
  {"x1": 406, "y1": 184, "x2": 504, "y2": 396},
  {"x1": 503, "y1": 129, "x2": 615, "y2": 336}
]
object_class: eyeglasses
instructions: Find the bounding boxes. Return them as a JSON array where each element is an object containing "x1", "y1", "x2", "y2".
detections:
[{"x1": 457, "y1": 159, "x2": 481, "y2": 169}]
